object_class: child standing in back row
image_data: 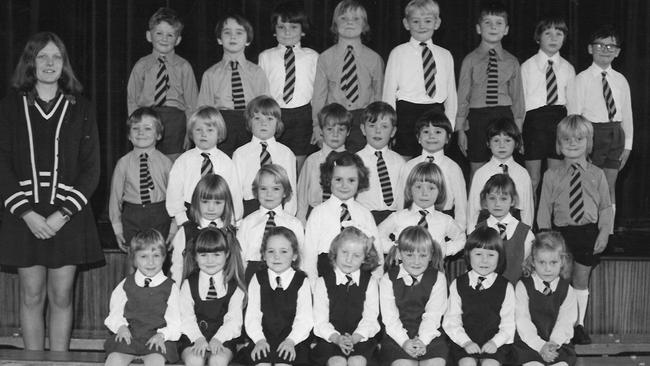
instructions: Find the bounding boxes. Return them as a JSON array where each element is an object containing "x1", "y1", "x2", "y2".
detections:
[
  {"x1": 258, "y1": 1, "x2": 319, "y2": 173},
  {"x1": 456, "y1": 0, "x2": 524, "y2": 177},
  {"x1": 127, "y1": 7, "x2": 198, "y2": 161},
  {"x1": 311, "y1": 0, "x2": 384, "y2": 153},
  {"x1": 383, "y1": 0, "x2": 457, "y2": 159}
]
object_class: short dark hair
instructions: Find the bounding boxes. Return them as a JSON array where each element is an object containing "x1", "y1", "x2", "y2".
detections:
[
  {"x1": 533, "y1": 16, "x2": 568, "y2": 43},
  {"x1": 486, "y1": 117, "x2": 522, "y2": 149},
  {"x1": 414, "y1": 110, "x2": 453, "y2": 138},
  {"x1": 261, "y1": 226, "x2": 302, "y2": 269},
  {"x1": 11, "y1": 32, "x2": 83, "y2": 94},
  {"x1": 271, "y1": 1, "x2": 310, "y2": 34},
  {"x1": 589, "y1": 24, "x2": 620, "y2": 46},
  {"x1": 318, "y1": 103, "x2": 353, "y2": 130},
  {"x1": 148, "y1": 7, "x2": 184, "y2": 34},
  {"x1": 479, "y1": 173, "x2": 519, "y2": 210},
  {"x1": 319, "y1": 151, "x2": 370, "y2": 196},
  {"x1": 464, "y1": 225, "x2": 505, "y2": 274},
  {"x1": 245, "y1": 95, "x2": 285, "y2": 137},
  {"x1": 127, "y1": 107, "x2": 163, "y2": 137},
  {"x1": 363, "y1": 101, "x2": 397, "y2": 127},
  {"x1": 215, "y1": 14, "x2": 254, "y2": 43},
  {"x1": 477, "y1": 0, "x2": 508, "y2": 25}
]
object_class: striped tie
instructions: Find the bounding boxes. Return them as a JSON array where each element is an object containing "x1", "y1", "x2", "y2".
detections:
[
  {"x1": 546, "y1": 60, "x2": 558, "y2": 105},
  {"x1": 421, "y1": 42, "x2": 436, "y2": 97},
  {"x1": 154, "y1": 56, "x2": 168, "y2": 107},
  {"x1": 427, "y1": 155, "x2": 435, "y2": 163},
  {"x1": 418, "y1": 209, "x2": 429, "y2": 229},
  {"x1": 340, "y1": 203, "x2": 351, "y2": 230},
  {"x1": 200, "y1": 152, "x2": 213, "y2": 177},
  {"x1": 139, "y1": 153, "x2": 154, "y2": 204},
  {"x1": 569, "y1": 164, "x2": 584, "y2": 223},
  {"x1": 602, "y1": 71, "x2": 617, "y2": 121},
  {"x1": 499, "y1": 163, "x2": 508, "y2": 174},
  {"x1": 410, "y1": 275, "x2": 419, "y2": 286},
  {"x1": 345, "y1": 275, "x2": 354, "y2": 288},
  {"x1": 209, "y1": 221, "x2": 217, "y2": 228},
  {"x1": 375, "y1": 151, "x2": 393, "y2": 206},
  {"x1": 341, "y1": 45, "x2": 359, "y2": 103},
  {"x1": 283, "y1": 46, "x2": 295, "y2": 104},
  {"x1": 144, "y1": 278, "x2": 152, "y2": 288},
  {"x1": 264, "y1": 210, "x2": 276, "y2": 235},
  {"x1": 275, "y1": 276, "x2": 283, "y2": 291},
  {"x1": 497, "y1": 222, "x2": 507, "y2": 240},
  {"x1": 231, "y1": 61, "x2": 246, "y2": 110},
  {"x1": 260, "y1": 142, "x2": 272, "y2": 166},
  {"x1": 206, "y1": 277, "x2": 218, "y2": 300},
  {"x1": 486, "y1": 49, "x2": 498, "y2": 105},
  {"x1": 542, "y1": 280, "x2": 552, "y2": 296},
  {"x1": 475, "y1": 276, "x2": 486, "y2": 291}
]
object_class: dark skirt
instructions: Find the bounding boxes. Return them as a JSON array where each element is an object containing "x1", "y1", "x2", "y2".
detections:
[
  {"x1": 242, "y1": 339, "x2": 309, "y2": 365},
  {"x1": 380, "y1": 335, "x2": 448, "y2": 366},
  {"x1": 311, "y1": 338, "x2": 378, "y2": 366},
  {"x1": 177, "y1": 335, "x2": 237, "y2": 356},
  {"x1": 105, "y1": 335, "x2": 179, "y2": 363},
  {"x1": 513, "y1": 337, "x2": 576, "y2": 366},
  {"x1": 449, "y1": 341, "x2": 510, "y2": 364}
]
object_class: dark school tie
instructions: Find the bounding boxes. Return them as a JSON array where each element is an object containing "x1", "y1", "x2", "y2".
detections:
[
  {"x1": 602, "y1": 71, "x2": 617, "y2": 121},
  {"x1": 260, "y1": 141, "x2": 272, "y2": 166},
  {"x1": 499, "y1": 163, "x2": 508, "y2": 175},
  {"x1": 206, "y1": 277, "x2": 218, "y2": 300},
  {"x1": 542, "y1": 280, "x2": 552, "y2": 296},
  {"x1": 341, "y1": 45, "x2": 360, "y2": 103},
  {"x1": 283, "y1": 46, "x2": 295, "y2": 104},
  {"x1": 231, "y1": 61, "x2": 246, "y2": 110},
  {"x1": 410, "y1": 275, "x2": 419, "y2": 286},
  {"x1": 275, "y1": 276, "x2": 283, "y2": 291},
  {"x1": 497, "y1": 222, "x2": 507, "y2": 240},
  {"x1": 569, "y1": 164, "x2": 584, "y2": 223},
  {"x1": 144, "y1": 277, "x2": 152, "y2": 288},
  {"x1": 486, "y1": 49, "x2": 498, "y2": 105},
  {"x1": 265, "y1": 210, "x2": 276, "y2": 235},
  {"x1": 427, "y1": 155, "x2": 435, "y2": 163},
  {"x1": 345, "y1": 275, "x2": 354, "y2": 290},
  {"x1": 418, "y1": 209, "x2": 429, "y2": 229},
  {"x1": 376, "y1": 151, "x2": 394, "y2": 206},
  {"x1": 139, "y1": 153, "x2": 154, "y2": 204},
  {"x1": 340, "y1": 203, "x2": 351, "y2": 231},
  {"x1": 154, "y1": 56, "x2": 168, "y2": 107},
  {"x1": 546, "y1": 60, "x2": 558, "y2": 105},
  {"x1": 421, "y1": 42, "x2": 436, "y2": 97},
  {"x1": 200, "y1": 152, "x2": 213, "y2": 177},
  {"x1": 475, "y1": 276, "x2": 486, "y2": 291}
]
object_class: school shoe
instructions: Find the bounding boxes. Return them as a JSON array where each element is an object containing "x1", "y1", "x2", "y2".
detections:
[{"x1": 572, "y1": 325, "x2": 592, "y2": 345}]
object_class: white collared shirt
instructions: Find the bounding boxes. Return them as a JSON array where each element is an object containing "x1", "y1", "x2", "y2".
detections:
[
  {"x1": 245, "y1": 268, "x2": 313, "y2": 344},
  {"x1": 237, "y1": 206, "x2": 305, "y2": 263},
  {"x1": 313, "y1": 267, "x2": 380, "y2": 342},
  {"x1": 521, "y1": 50, "x2": 575, "y2": 111},
  {"x1": 258, "y1": 43, "x2": 319, "y2": 108},
  {"x1": 179, "y1": 271, "x2": 245, "y2": 343},
  {"x1": 379, "y1": 265, "x2": 448, "y2": 347},
  {"x1": 232, "y1": 136, "x2": 297, "y2": 215},
  {"x1": 356, "y1": 144, "x2": 405, "y2": 211},
  {"x1": 467, "y1": 156, "x2": 534, "y2": 233},
  {"x1": 166, "y1": 147, "x2": 243, "y2": 225},
  {"x1": 515, "y1": 273, "x2": 576, "y2": 351},
  {"x1": 383, "y1": 38, "x2": 457, "y2": 128},
  {"x1": 485, "y1": 213, "x2": 534, "y2": 260}
]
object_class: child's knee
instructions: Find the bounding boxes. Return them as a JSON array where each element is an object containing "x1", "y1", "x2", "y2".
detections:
[
  {"x1": 328, "y1": 356, "x2": 348, "y2": 366},
  {"x1": 458, "y1": 357, "x2": 478, "y2": 366},
  {"x1": 348, "y1": 355, "x2": 367, "y2": 366}
]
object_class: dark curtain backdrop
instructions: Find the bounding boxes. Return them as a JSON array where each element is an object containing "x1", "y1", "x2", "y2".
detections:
[{"x1": 0, "y1": 0, "x2": 648, "y2": 227}]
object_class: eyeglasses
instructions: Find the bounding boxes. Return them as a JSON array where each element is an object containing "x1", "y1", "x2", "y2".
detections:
[{"x1": 591, "y1": 43, "x2": 620, "y2": 52}]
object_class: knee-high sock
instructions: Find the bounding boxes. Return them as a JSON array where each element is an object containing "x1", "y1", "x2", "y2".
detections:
[
  {"x1": 611, "y1": 204, "x2": 616, "y2": 234},
  {"x1": 575, "y1": 288, "x2": 589, "y2": 326}
]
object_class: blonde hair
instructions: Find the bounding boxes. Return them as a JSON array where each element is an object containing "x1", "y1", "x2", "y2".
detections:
[
  {"x1": 188, "y1": 106, "x2": 227, "y2": 145},
  {"x1": 522, "y1": 231, "x2": 573, "y2": 280},
  {"x1": 252, "y1": 164, "x2": 293, "y2": 205},
  {"x1": 403, "y1": 162, "x2": 447, "y2": 210},
  {"x1": 328, "y1": 226, "x2": 380, "y2": 272},
  {"x1": 385, "y1": 225, "x2": 443, "y2": 272},
  {"x1": 556, "y1": 114, "x2": 593, "y2": 155},
  {"x1": 330, "y1": 0, "x2": 370, "y2": 40},
  {"x1": 404, "y1": 0, "x2": 439, "y2": 19}
]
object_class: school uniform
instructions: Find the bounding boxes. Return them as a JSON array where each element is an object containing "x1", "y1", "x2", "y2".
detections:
[
  {"x1": 232, "y1": 136, "x2": 297, "y2": 216},
  {"x1": 169, "y1": 218, "x2": 224, "y2": 285},
  {"x1": 0, "y1": 91, "x2": 104, "y2": 268},
  {"x1": 476, "y1": 214, "x2": 534, "y2": 284},
  {"x1": 237, "y1": 207, "x2": 304, "y2": 282},
  {"x1": 379, "y1": 265, "x2": 449, "y2": 365},
  {"x1": 466, "y1": 156, "x2": 534, "y2": 233},
  {"x1": 396, "y1": 150, "x2": 468, "y2": 231},
  {"x1": 537, "y1": 160, "x2": 613, "y2": 266},
  {"x1": 166, "y1": 146, "x2": 243, "y2": 225},
  {"x1": 521, "y1": 50, "x2": 575, "y2": 161},
  {"x1": 312, "y1": 267, "x2": 380, "y2": 365},
  {"x1": 296, "y1": 145, "x2": 346, "y2": 223},
  {"x1": 127, "y1": 51, "x2": 199, "y2": 154},
  {"x1": 569, "y1": 63, "x2": 633, "y2": 169},
  {"x1": 378, "y1": 205, "x2": 465, "y2": 257},
  {"x1": 109, "y1": 147, "x2": 173, "y2": 246},
  {"x1": 245, "y1": 268, "x2": 312, "y2": 365},
  {"x1": 383, "y1": 38, "x2": 457, "y2": 156},
  {"x1": 259, "y1": 43, "x2": 319, "y2": 156},
  {"x1": 304, "y1": 195, "x2": 382, "y2": 282},
  {"x1": 178, "y1": 271, "x2": 244, "y2": 353},
  {"x1": 356, "y1": 144, "x2": 404, "y2": 224},
  {"x1": 513, "y1": 274, "x2": 577, "y2": 365},
  {"x1": 104, "y1": 270, "x2": 181, "y2": 363},
  {"x1": 444, "y1": 271, "x2": 515, "y2": 364},
  {"x1": 197, "y1": 53, "x2": 270, "y2": 156},
  {"x1": 457, "y1": 44, "x2": 525, "y2": 162},
  {"x1": 312, "y1": 41, "x2": 384, "y2": 152}
]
